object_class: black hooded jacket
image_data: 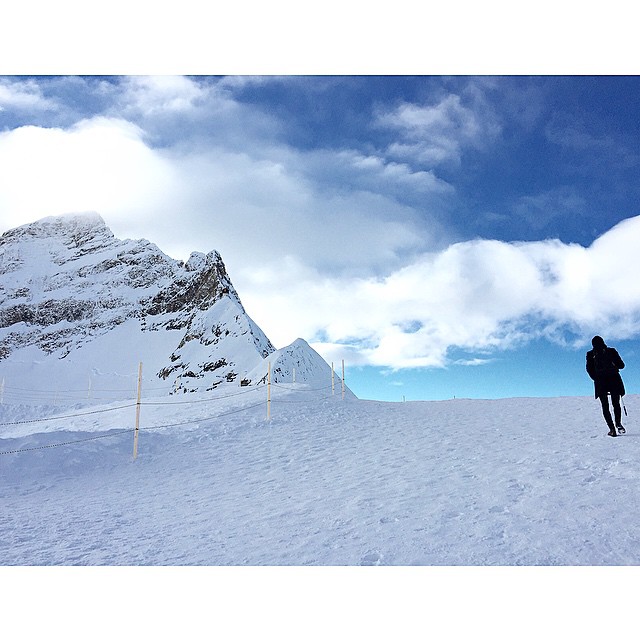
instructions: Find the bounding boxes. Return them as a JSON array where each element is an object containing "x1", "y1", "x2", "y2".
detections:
[{"x1": 586, "y1": 343, "x2": 626, "y2": 398}]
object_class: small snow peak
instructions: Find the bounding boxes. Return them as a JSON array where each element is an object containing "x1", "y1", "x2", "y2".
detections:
[
  {"x1": 205, "y1": 250, "x2": 224, "y2": 266},
  {"x1": 185, "y1": 252, "x2": 206, "y2": 272},
  {"x1": 2, "y1": 212, "x2": 113, "y2": 245},
  {"x1": 246, "y1": 337, "x2": 353, "y2": 396},
  {"x1": 35, "y1": 212, "x2": 107, "y2": 233}
]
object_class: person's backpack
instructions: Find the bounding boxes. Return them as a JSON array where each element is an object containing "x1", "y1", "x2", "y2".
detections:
[{"x1": 593, "y1": 347, "x2": 616, "y2": 374}]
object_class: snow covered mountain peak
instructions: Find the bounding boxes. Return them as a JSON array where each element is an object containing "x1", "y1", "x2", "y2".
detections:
[
  {"x1": 5, "y1": 211, "x2": 110, "y2": 239},
  {"x1": 0, "y1": 213, "x2": 343, "y2": 399},
  {"x1": 2, "y1": 212, "x2": 115, "y2": 259}
]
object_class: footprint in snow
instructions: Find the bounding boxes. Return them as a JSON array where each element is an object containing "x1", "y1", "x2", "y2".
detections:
[{"x1": 360, "y1": 550, "x2": 383, "y2": 566}]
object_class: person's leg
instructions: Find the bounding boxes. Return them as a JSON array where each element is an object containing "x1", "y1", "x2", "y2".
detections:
[
  {"x1": 611, "y1": 393, "x2": 625, "y2": 432},
  {"x1": 599, "y1": 394, "x2": 616, "y2": 434}
]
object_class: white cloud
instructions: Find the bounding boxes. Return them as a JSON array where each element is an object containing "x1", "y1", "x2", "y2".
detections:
[
  {"x1": 0, "y1": 117, "x2": 178, "y2": 230},
  {"x1": 134, "y1": 144, "x2": 436, "y2": 277},
  {"x1": 119, "y1": 75, "x2": 207, "y2": 115},
  {"x1": 0, "y1": 77, "x2": 457, "y2": 275},
  {"x1": 0, "y1": 78, "x2": 57, "y2": 112},
  {"x1": 237, "y1": 216, "x2": 640, "y2": 368},
  {"x1": 303, "y1": 148, "x2": 454, "y2": 196},
  {"x1": 0, "y1": 107, "x2": 445, "y2": 278},
  {"x1": 377, "y1": 92, "x2": 501, "y2": 166}
]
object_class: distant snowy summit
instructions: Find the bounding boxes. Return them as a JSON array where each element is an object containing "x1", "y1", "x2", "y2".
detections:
[{"x1": 0, "y1": 213, "x2": 346, "y2": 397}]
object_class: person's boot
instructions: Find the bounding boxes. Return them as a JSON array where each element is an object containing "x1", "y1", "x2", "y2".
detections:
[
  {"x1": 614, "y1": 405, "x2": 624, "y2": 433},
  {"x1": 608, "y1": 427, "x2": 618, "y2": 437}
]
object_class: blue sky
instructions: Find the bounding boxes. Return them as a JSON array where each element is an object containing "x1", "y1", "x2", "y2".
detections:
[{"x1": 2, "y1": 73, "x2": 640, "y2": 401}]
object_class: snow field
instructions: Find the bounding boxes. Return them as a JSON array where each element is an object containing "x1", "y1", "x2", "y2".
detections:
[
  {"x1": 2, "y1": 388, "x2": 640, "y2": 567},
  {"x1": 3, "y1": 386, "x2": 640, "y2": 639}
]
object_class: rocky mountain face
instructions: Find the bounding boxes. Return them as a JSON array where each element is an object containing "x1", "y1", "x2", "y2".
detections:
[{"x1": 0, "y1": 213, "x2": 334, "y2": 397}]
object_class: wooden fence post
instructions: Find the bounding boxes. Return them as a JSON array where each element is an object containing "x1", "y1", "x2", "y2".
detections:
[
  {"x1": 133, "y1": 362, "x2": 143, "y2": 460},
  {"x1": 267, "y1": 361, "x2": 271, "y2": 421},
  {"x1": 332, "y1": 362, "x2": 335, "y2": 396}
]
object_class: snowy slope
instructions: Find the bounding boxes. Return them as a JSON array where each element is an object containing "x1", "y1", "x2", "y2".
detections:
[{"x1": 2, "y1": 387, "x2": 639, "y2": 566}]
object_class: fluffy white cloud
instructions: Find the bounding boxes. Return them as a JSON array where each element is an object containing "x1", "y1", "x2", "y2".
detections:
[
  {"x1": 0, "y1": 117, "x2": 177, "y2": 227},
  {"x1": 237, "y1": 216, "x2": 640, "y2": 368},
  {"x1": 0, "y1": 112, "x2": 446, "y2": 277},
  {"x1": 119, "y1": 75, "x2": 207, "y2": 115},
  {"x1": 377, "y1": 92, "x2": 502, "y2": 166},
  {"x1": 153, "y1": 144, "x2": 448, "y2": 275},
  {"x1": 0, "y1": 78, "x2": 56, "y2": 112}
]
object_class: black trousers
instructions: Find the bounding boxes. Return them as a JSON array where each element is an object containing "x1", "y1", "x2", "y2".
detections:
[{"x1": 599, "y1": 393, "x2": 622, "y2": 429}]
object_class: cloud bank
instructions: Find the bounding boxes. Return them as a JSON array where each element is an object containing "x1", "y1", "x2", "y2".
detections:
[{"x1": 239, "y1": 215, "x2": 640, "y2": 367}]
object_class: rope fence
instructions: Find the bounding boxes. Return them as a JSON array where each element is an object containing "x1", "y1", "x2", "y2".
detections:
[
  {"x1": 0, "y1": 359, "x2": 349, "y2": 458},
  {"x1": 0, "y1": 403, "x2": 137, "y2": 427},
  {"x1": 0, "y1": 428, "x2": 132, "y2": 456}
]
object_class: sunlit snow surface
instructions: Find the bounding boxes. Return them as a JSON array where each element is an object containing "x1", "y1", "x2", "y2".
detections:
[{"x1": 1, "y1": 386, "x2": 639, "y2": 566}]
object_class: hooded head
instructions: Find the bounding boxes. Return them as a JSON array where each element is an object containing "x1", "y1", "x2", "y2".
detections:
[{"x1": 592, "y1": 335, "x2": 606, "y2": 349}]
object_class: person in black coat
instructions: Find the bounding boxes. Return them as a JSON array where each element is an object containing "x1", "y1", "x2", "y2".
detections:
[{"x1": 586, "y1": 335, "x2": 626, "y2": 437}]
